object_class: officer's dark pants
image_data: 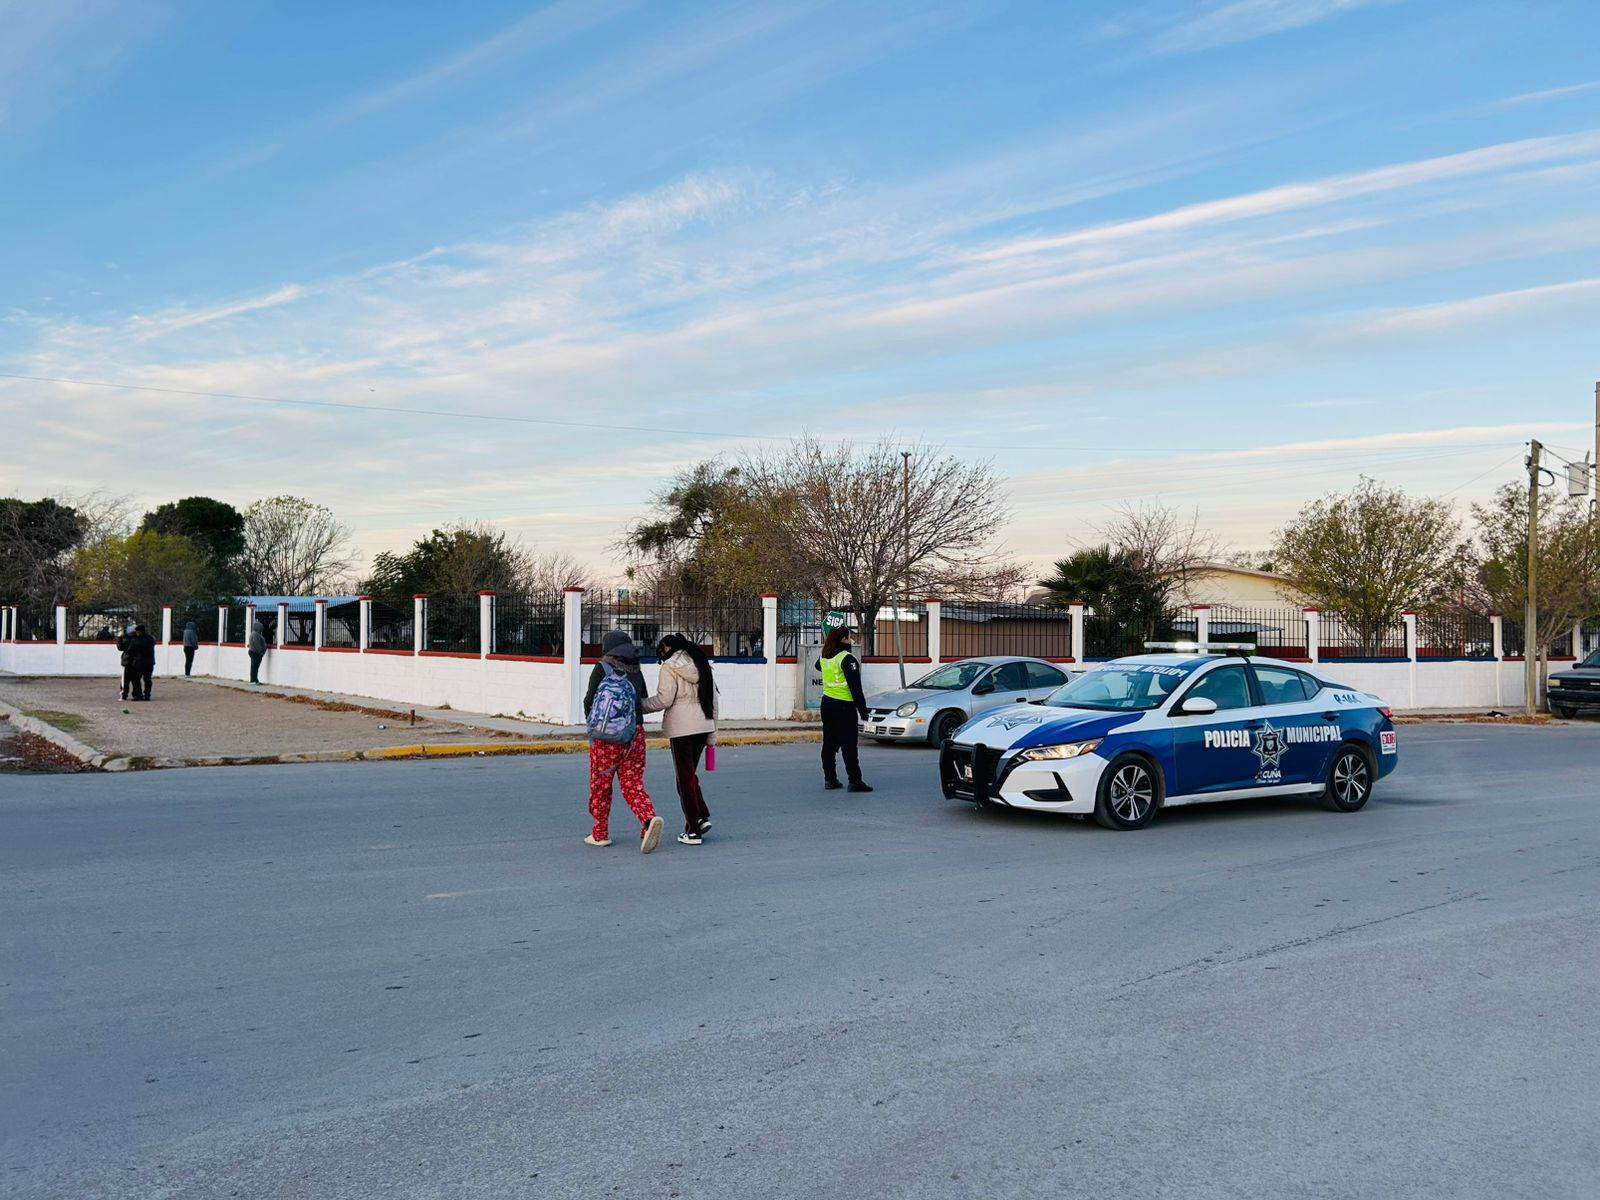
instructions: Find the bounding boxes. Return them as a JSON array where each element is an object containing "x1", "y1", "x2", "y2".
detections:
[{"x1": 820, "y1": 696, "x2": 864, "y2": 786}]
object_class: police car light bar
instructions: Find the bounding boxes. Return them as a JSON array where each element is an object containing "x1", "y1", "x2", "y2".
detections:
[{"x1": 1142, "y1": 640, "x2": 1256, "y2": 656}]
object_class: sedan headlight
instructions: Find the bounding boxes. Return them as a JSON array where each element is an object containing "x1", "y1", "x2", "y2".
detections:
[
  {"x1": 1014, "y1": 739, "x2": 1101, "y2": 764},
  {"x1": 895, "y1": 701, "x2": 918, "y2": 716}
]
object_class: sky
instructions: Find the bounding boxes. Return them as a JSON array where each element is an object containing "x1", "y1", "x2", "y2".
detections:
[{"x1": 3, "y1": 0, "x2": 1599, "y2": 580}]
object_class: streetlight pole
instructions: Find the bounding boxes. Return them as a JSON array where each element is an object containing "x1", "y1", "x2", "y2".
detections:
[
  {"x1": 894, "y1": 450, "x2": 911, "y2": 689},
  {"x1": 1525, "y1": 440, "x2": 1541, "y2": 717}
]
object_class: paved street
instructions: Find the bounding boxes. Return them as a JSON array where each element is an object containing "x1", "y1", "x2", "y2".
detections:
[{"x1": 3, "y1": 726, "x2": 1597, "y2": 1199}]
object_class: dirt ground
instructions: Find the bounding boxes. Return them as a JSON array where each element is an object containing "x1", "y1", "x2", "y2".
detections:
[{"x1": 0, "y1": 676, "x2": 538, "y2": 762}]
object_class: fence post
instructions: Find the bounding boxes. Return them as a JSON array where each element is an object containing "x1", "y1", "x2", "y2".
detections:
[
  {"x1": 1403, "y1": 610, "x2": 1418, "y2": 710},
  {"x1": 762, "y1": 593, "x2": 779, "y2": 720},
  {"x1": 563, "y1": 587, "x2": 585, "y2": 725},
  {"x1": 1069, "y1": 601, "x2": 1086, "y2": 661},
  {"x1": 1490, "y1": 613, "x2": 1504, "y2": 659},
  {"x1": 314, "y1": 599, "x2": 327, "y2": 650},
  {"x1": 1304, "y1": 608, "x2": 1320, "y2": 664},
  {"x1": 1572, "y1": 622, "x2": 1583, "y2": 660},
  {"x1": 217, "y1": 603, "x2": 229, "y2": 647},
  {"x1": 478, "y1": 591, "x2": 495, "y2": 659},
  {"x1": 413, "y1": 595, "x2": 426, "y2": 655},
  {"x1": 925, "y1": 597, "x2": 943, "y2": 663},
  {"x1": 358, "y1": 596, "x2": 372, "y2": 652},
  {"x1": 244, "y1": 602, "x2": 257, "y2": 647},
  {"x1": 1192, "y1": 603, "x2": 1209, "y2": 648},
  {"x1": 276, "y1": 602, "x2": 288, "y2": 649},
  {"x1": 161, "y1": 605, "x2": 173, "y2": 676},
  {"x1": 55, "y1": 603, "x2": 66, "y2": 672}
]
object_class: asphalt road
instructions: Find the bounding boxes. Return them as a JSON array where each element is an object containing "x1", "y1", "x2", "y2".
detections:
[{"x1": 3, "y1": 726, "x2": 1597, "y2": 1199}]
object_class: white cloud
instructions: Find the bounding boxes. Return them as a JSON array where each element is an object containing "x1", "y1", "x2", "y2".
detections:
[{"x1": 1145, "y1": 0, "x2": 1398, "y2": 55}]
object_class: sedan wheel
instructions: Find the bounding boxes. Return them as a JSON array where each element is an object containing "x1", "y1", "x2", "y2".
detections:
[
  {"x1": 1322, "y1": 745, "x2": 1372, "y2": 813},
  {"x1": 1094, "y1": 756, "x2": 1159, "y2": 830},
  {"x1": 931, "y1": 710, "x2": 964, "y2": 745}
]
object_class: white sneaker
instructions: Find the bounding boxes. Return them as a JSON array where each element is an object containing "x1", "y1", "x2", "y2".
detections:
[
  {"x1": 640, "y1": 816, "x2": 664, "y2": 854},
  {"x1": 677, "y1": 832, "x2": 702, "y2": 846},
  {"x1": 583, "y1": 834, "x2": 611, "y2": 848}
]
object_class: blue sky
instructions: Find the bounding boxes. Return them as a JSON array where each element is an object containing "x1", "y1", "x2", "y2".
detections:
[{"x1": 4, "y1": 0, "x2": 1599, "y2": 573}]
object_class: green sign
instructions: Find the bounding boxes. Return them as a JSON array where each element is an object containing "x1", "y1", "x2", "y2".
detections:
[{"x1": 823, "y1": 610, "x2": 847, "y2": 631}]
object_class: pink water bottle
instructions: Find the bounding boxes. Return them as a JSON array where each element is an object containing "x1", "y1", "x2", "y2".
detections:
[{"x1": 705, "y1": 744, "x2": 717, "y2": 772}]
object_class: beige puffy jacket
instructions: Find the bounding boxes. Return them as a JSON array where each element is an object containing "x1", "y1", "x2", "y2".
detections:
[{"x1": 643, "y1": 651, "x2": 717, "y2": 740}]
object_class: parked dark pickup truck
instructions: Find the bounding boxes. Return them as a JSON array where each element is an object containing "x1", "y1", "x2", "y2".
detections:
[{"x1": 1548, "y1": 649, "x2": 1600, "y2": 717}]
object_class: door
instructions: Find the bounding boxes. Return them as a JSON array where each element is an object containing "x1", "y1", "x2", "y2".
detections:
[
  {"x1": 1251, "y1": 664, "x2": 1340, "y2": 786},
  {"x1": 1171, "y1": 663, "x2": 1261, "y2": 796},
  {"x1": 1024, "y1": 661, "x2": 1069, "y2": 702},
  {"x1": 971, "y1": 661, "x2": 1031, "y2": 715}
]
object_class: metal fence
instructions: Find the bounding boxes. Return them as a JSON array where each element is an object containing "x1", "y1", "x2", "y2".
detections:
[
  {"x1": 424, "y1": 595, "x2": 479, "y2": 654},
  {"x1": 1317, "y1": 611, "x2": 1407, "y2": 658},
  {"x1": 584, "y1": 589, "x2": 764, "y2": 658},
  {"x1": 368, "y1": 600, "x2": 414, "y2": 651},
  {"x1": 1082, "y1": 613, "x2": 1151, "y2": 660},
  {"x1": 940, "y1": 601, "x2": 1070, "y2": 659},
  {"x1": 494, "y1": 593, "x2": 565, "y2": 657},
  {"x1": 1582, "y1": 617, "x2": 1600, "y2": 659},
  {"x1": 1416, "y1": 609, "x2": 1495, "y2": 659},
  {"x1": 67, "y1": 607, "x2": 162, "y2": 641},
  {"x1": 173, "y1": 601, "x2": 220, "y2": 643},
  {"x1": 323, "y1": 601, "x2": 358, "y2": 648},
  {"x1": 1197, "y1": 604, "x2": 1308, "y2": 658}
]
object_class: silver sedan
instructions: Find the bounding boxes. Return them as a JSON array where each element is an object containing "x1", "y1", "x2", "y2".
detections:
[{"x1": 861, "y1": 656, "x2": 1073, "y2": 745}]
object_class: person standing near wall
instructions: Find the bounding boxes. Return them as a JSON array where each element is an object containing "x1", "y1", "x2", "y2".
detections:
[
  {"x1": 128, "y1": 623, "x2": 157, "y2": 701},
  {"x1": 583, "y1": 630, "x2": 665, "y2": 853},
  {"x1": 247, "y1": 619, "x2": 268, "y2": 685},
  {"x1": 182, "y1": 619, "x2": 199, "y2": 676},
  {"x1": 116, "y1": 624, "x2": 136, "y2": 700},
  {"x1": 644, "y1": 633, "x2": 717, "y2": 845},
  {"x1": 818, "y1": 624, "x2": 872, "y2": 792}
]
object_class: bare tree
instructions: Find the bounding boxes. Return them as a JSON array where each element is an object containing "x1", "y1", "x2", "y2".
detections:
[
  {"x1": 741, "y1": 438, "x2": 1010, "y2": 651},
  {"x1": 525, "y1": 550, "x2": 587, "y2": 594},
  {"x1": 237, "y1": 496, "x2": 354, "y2": 595},
  {"x1": 1102, "y1": 501, "x2": 1224, "y2": 611}
]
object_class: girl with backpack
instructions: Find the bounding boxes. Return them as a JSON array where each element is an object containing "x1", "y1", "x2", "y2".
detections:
[
  {"x1": 583, "y1": 630, "x2": 665, "y2": 853},
  {"x1": 643, "y1": 634, "x2": 717, "y2": 845}
]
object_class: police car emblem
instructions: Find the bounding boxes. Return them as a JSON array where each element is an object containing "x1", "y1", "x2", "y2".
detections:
[
  {"x1": 1252, "y1": 721, "x2": 1286, "y2": 783},
  {"x1": 985, "y1": 711, "x2": 1047, "y2": 731}
]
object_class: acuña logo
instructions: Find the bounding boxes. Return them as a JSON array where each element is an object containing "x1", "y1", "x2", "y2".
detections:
[{"x1": 985, "y1": 711, "x2": 1048, "y2": 731}]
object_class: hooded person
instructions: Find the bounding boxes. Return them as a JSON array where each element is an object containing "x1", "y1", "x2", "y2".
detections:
[
  {"x1": 581, "y1": 630, "x2": 664, "y2": 853},
  {"x1": 127, "y1": 623, "x2": 158, "y2": 701},
  {"x1": 643, "y1": 633, "x2": 717, "y2": 845},
  {"x1": 182, "y1": 619, "x2": 200, "y2": 676}
]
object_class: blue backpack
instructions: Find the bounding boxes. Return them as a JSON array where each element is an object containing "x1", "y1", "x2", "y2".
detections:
[{"x1": 588, "y1": 664, "x2": 639, "y2": 745}]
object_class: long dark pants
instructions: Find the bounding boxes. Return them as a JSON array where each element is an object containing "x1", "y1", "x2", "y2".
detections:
[
  {"x1": 669, "y1": 733, "x2": 711, "y2": 835},
  {"x1": 820, "y1": 696, "x2": 864, "y2": 786},
  {"x1": 249, "y1": 652, "x2": 264, "y2": 684},
  {"x1": 133, "y1": 668, "x2": 153, "y2": 700},
  {"x1": 121, "y1": 667, "x2": 135, "y2": 700},
  {"x1": 183, "y1": 647, "x2": 196, "y2": 676}
]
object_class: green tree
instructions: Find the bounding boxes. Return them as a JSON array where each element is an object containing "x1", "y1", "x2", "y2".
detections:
[
  {"x1": 71, "y1": 530, "x2": 213, "y2": 621},
  {"x1": 1038, "y1": 545, "x2": 1175, "y2": 652},
  {"x1": 0, "y1": 498, "x2": 85, "y2": 632},
  {"x1": 1271, "y1": 478, "x2": 1467, "y2": 655},
  {"x1": 140, "y1": 496, "x2": 245, "y2": 590},
  {"x1": 365, "y1": 523, "x2": 540, "y2": 600}
]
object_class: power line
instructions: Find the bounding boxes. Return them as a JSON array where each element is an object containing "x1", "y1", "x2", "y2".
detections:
[{"x1": 0, "y1": 369, "x2": 1521, "y2": 457}]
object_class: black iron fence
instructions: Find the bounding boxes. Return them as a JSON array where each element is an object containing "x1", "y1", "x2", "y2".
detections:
[
  {"x1": 1317, "y1": 611, "x2": 1407, "y2": 658},
  {"x1": 67, "y1": 607, "x2": 162, "y2": 641},
  {"x1": 494, "y1": 593, "x2": 565, "y2": 657},
  {"x1": 368, "y1": 600, "x2": 414, "y2": 651},
  {"x1": 1082, "y1": 613, "x2": 1152, "y2": 660},
  {"x1": 1416, "y1": 609, "x2": 1495, "y2": 659},
  {"x1": 424, "y1": 595, "x2": 479, "y2": 654},
  {"x1": 1197, "y1": 604, "x2": 1308, "y2": 657},
  {"x1": 584, "y1": 589, "x2": 764, "y2": 658},
  {"x1": 173, "y1": 601, "x2": 220, "y2": 643},
  {"x1": 941, "y1": 601, "x2": 1070, "y2": 659}
]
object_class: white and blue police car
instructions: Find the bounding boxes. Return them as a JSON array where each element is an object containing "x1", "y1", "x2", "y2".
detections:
[{"x1": 938, "y1": 647, "x2": 1398, "y2": 830}]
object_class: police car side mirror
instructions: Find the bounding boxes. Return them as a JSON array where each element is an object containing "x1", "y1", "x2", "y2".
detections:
[{"x1": 1176, "y1": 696, "x2": 1218, "y2": 716}]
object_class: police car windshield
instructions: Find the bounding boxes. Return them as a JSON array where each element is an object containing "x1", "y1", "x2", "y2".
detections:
[
  {"x1": 1044, "y1": 662, "x2": 1198, "y2": 711},
  {"x1": 911, "y1": 662, "x2": 989, "y2": 690}
]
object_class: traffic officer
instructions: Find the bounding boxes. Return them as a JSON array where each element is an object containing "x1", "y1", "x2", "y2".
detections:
[{"x1": 818, "y1": 623, "x2": 873, "y2": 793}]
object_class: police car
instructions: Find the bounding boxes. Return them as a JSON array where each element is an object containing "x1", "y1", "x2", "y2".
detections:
[{"x1": 938, "y1": 647, "x2": 1398, "y2": 830}]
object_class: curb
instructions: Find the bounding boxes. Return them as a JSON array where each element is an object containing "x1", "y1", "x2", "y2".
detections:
[{"x1": 0, "y1": 699, "x2": 110, "y2": 770}]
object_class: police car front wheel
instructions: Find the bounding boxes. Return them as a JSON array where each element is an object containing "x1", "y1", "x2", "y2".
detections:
[
  {"x1": 1323, "y1": 745, "x2": 1373, "y2": 813},
  {"x1": 1094, "y1": 755, "x2": 1160, "y2": 831}
]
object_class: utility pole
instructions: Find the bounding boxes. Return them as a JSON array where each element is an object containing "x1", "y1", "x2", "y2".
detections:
[
  {"x1": 1593, "y1": 380, "x2": 1599, "y2": 507},
  {"x1": 893, "y1": 450, "x2": 911, "y2": 689},
  {"x1": 1525, "y1": 440, "x2": 1541, "y2": 716}
]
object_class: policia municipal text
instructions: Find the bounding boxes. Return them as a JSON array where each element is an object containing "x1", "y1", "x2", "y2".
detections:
[{"x1": 818, "y1": 625, "x2": 873, "y2": 793}]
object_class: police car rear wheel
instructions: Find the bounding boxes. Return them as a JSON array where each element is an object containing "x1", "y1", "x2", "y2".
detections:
[
  {"x1": 1323, "y1": 745, "x2": 1372, "y2": 813},
  {"x1": 1094, "y1": 756, "x2": 1159, "y2": 830}
]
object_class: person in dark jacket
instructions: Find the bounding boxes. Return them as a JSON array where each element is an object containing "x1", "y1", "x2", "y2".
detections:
[
  {"x1": 818, "y1": 624, "x2": 872, "y2": 792},
  {"x1": 581, "y1": 630, "x2": 663, "y2": 853},
  {"x1": 116, "y1": 624, "x2": 136, "y2": 700},
  {"x1": 247, "y1": 620, "x2": 268, "y2": 685},
  {"x1": 127, "y1": 623, "x2": 158, "y2": 701},
  {"x1": 182, "y1": 619, "x2": 200, "y2": 676}
]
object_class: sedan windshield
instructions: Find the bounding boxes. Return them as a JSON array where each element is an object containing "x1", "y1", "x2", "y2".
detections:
[
  {"x1": 911, "y1": 662, "x2": 990, "y2": 690},
  {"x1": 1044, "y1": 662, "x2": 1198, "y2": 711}
]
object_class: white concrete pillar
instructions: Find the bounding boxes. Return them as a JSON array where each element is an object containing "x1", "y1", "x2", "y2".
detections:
[
  {"x1": 1490, "y1": 614, "x2": 1504, "y2": 660},
  {"x1": 761, "y1": 593, "x2": 779, "y2": 720},
  {"x1": 1305, "y1": 608, "x2": 1321, "y2": 665},
  {"x1": 276, "y1": 602, "x2": 288, "y2": 649},
  {"x1": 563, "y1": 587, "x2": 585, "y2": 724},
  {"x1": 925, "y1": 597, "x2": 943, "y2": 663},
  {"x1": 1403, "y1": 610, "x2": 1418, "y2": 710},
  {"x1": 1, "y1": 605, "x2": 9, "y2": 641},
  {"x1": 1069, "y1": 601, "x2": 1086, "y2": 661},
  {"x1": 55, "y1": 604, "x2": 67, "y2": 646},
  {"x1": 161, "y1": 604, "x2": 173, "y2": 646},
  {"x1": 412, "y1": 595, "x2": 426, "y2": 655},
  {"x1": 217, "y1": 603, "x2": 229, "y2": 646},
  {"x1": 358, "y1": 596, "x2": 372, "y2": 652},
  {"x1": 1192, "y1": 603, "x2": 1210, "y2": 649},
  {"x1": 1572, "y1": 622, "x2": 1583, "y2": 660},
  {"x1": 314, "y1": 599, "x2": 327, "y2": 651},
  {"x1": 478, "y1": 591, "x2": 495, "y2": 659},
  {"x1": 244, "y1": 603, "x2": 257, "y2": 644}
]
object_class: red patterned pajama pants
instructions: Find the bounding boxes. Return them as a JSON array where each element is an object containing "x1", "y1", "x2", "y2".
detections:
[{"x1": 587, "y1": 732, "x2": 655, "y2": 841}]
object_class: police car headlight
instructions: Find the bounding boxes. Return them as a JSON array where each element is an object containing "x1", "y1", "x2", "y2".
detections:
[
  {"x1": 1015, "y1": 739, "x2": 1102, "y2": 763},
  {"x1": 895, "y1": 701, "x2": 918, "y2": 716}
]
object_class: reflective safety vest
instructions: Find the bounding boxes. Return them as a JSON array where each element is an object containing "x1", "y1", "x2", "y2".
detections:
[{"x1": 820, "y1": 651, "x2": 854, "y2": 702}]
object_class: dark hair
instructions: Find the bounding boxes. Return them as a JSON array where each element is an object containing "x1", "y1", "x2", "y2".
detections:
[
  {"x1": 658, "y1": 633, "x2": 715, "y2": 719},
  {"x1": 821, "y1": 625, "x2": 852, "y2": 658}
]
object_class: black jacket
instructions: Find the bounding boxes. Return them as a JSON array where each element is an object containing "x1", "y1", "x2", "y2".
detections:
[
  {"x1": 584, "y1": 659, "x2": 646, "y2": 723},
  {"x1": 127, "y1": 632, "x2": 157, "y2": 670}
]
